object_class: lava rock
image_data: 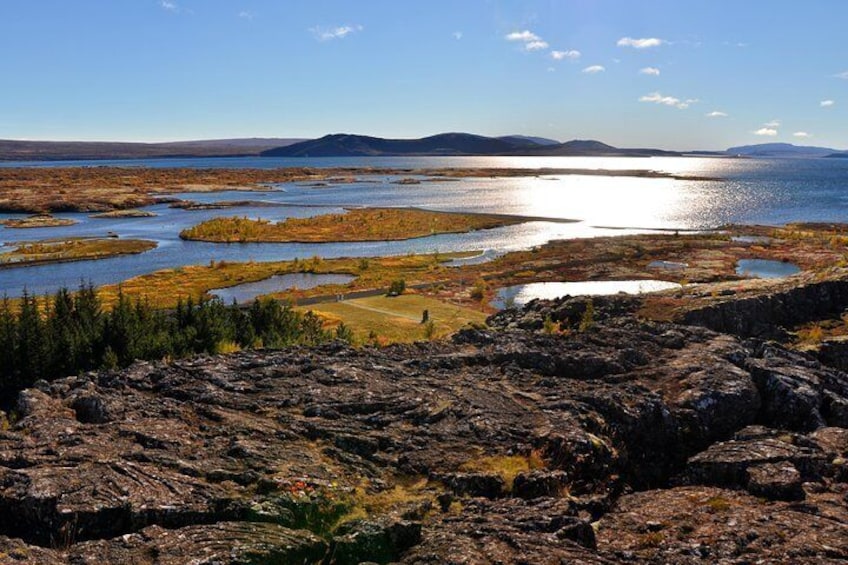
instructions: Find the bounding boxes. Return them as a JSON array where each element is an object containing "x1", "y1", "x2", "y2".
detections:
[{"x1": 746, "y1": 461, "x2": 804, "y2": 500}]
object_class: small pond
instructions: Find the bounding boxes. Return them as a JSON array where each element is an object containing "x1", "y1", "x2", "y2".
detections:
[
  {"x1": 444, "y1": 249, "x2": 501, "y2": 267},
  {"x1": 648, "y1": 260, "x2": 688, "y2": 271},
  {"x1": 491, "y1": 280, "x2": 682, "y2": 309},
  {"x1": 735, "y1": 259, "x2": 800, "y2": 279},
  {"x1": 731, "y1": 235, "x2": 773, "y2": 244},
  {"x1": 210, "y1": 273, "x2": 356, "y2": 304}
]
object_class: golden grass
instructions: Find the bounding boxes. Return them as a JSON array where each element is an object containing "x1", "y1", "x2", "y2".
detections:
[
  {"x1": 458, "y1": 453, "x2": 546, "y2": 487},
  {"x1": 180, "y1": 208, "x2": 526, "y2": 243},
  {"x1": 302, "y1": 294, "x2": 488, "y2": 343},
  {"x1": 335, "y1": 477, "x2": 436, "y2": 529},
  {"x1": 0, "y1": 238, "x2": 156, "y2": 267}
]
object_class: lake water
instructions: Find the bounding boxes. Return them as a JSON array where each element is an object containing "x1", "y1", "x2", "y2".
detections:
[
  {"x1": 491, "y1": 280, "x2": 682, "y2": 309},
  {"x1": 210, "y1": 273, "x2": 356, "y2": 304},
  {"x1": 0, "y1": 155, "x2": 846, "y2": 296},
  {"x1": 736, "y1": 259, "x2": 801, "y2": 279}
]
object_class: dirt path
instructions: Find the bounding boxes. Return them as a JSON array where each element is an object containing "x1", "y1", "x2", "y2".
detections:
[{"x1": 328, "y1": 300, "x2": 423, "y2": 322}]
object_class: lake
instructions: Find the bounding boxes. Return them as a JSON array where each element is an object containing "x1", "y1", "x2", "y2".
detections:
[
  {"x1": 210, "y1": 273, "x2": 356, "y2": 304},
  {"x1": 1, "y1": 155, "x2": 846, "y2": 296},
  {"x1": 491, "y1": 280, "x2": 682, "y2": 309}
]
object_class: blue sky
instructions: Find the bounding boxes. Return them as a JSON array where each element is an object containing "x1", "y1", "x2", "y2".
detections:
[{"x1": 0, "y1": 0, "x2": 845, "y2": 149}]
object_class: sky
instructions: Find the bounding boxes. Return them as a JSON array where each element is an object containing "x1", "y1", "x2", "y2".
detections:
[{"x1": 0, "y1": 0, "x2": 846, "y2": 150}]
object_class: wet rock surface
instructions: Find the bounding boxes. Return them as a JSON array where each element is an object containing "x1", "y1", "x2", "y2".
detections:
[{"x1": 0, "y1": 294, "x2": 846, "y2": 563}]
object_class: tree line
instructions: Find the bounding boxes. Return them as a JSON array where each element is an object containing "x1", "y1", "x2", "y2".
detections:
[{"x1": 0, "y1": 285, "x2": 351, "y2": 398}]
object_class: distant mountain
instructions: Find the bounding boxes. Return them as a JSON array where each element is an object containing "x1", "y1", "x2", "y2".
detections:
[
  {"x1": 0, "y1": 138, "x2": 306, "y2": 161},
  {"x1": 825, "y1": 152, "x2": 848, "y2": 159},
  {"x1": 497, "y1": 135, "x2": 561, "y2": 146},
  {"x1": 726, "y1": 142, "x2": 841, "y2": 158},
  {"x1": 261, "y1": 133, "x2": 681, "y2": 158},
  {"x1": 261, "y1": 133, "x2": 523, "y2": 157},
  {"x1": 159, "y1": 138, "x2": 305, "y2": 150}
]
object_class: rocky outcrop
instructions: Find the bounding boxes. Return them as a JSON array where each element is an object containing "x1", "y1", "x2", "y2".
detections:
[
  {"x1": 0, "y1": 296, "x2": 846, "y2": 562},
  {"x1": 682, "y1": 276, "x2": 848, "y2": 339}
]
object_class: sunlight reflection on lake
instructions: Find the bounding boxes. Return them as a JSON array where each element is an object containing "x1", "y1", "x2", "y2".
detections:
[{"x1": 491, "y1": 280, "x2": 682, "y2": 309}]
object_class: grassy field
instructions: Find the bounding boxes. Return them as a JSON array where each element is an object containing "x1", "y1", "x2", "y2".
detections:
[
  {"x1": 301, "y1": 293, "x2": 488, "y2": 344},
  {"x1": 179, "y1": 208, "x2": 527, "y2": 243}
]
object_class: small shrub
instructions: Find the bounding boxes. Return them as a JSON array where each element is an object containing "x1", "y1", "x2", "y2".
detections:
[
  {"x1": 469, "y1": 279, "x2": 487, "y2": 301},
  {"x1": 704, "y1": 495, "x2": 731, "y2": 512},
  {"x1": 334, "y1": 322, "x2": 354, "y2": 343},
  {"x1": 387, "y1": 279, "x2": 406, "y2": 296},
  {"x1": 578, "y1": 300, "x2": 595, "y2": 332},
  {"x1": 215, "y1": 339, "x2": 241, "y2": 354},
  {"x1": 423, "y1": 320, "x2": 436, "y2": 340},
  {"x1": 542, "y1": 315, "x2": 558, "y2": 334}
]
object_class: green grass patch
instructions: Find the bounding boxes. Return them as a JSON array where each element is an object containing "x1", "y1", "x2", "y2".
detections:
[{"x1": 302, "y1": 294, "x2": 488, "y2": 344}]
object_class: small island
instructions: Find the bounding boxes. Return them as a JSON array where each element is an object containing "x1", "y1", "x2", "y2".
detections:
[
  {"x1": 89, "y1": 209, "x2": 158, "y2": 219},
  {"x1": 0, "y1": 237, "x2": 157, "y2": 268},
  {"x1": 0, "y1": 214, "x2": 77, "y2": 229},
  {"x1": 179, "y1": 208, "x2": 539, "y2": 243}
]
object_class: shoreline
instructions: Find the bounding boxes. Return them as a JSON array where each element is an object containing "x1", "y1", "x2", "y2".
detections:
[{"x1": 0, "y1": 166, "x2": 721, "y2": 214}]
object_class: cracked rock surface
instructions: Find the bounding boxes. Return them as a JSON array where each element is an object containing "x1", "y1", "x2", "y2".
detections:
[{"x1": 0, "y1": 293, "x2": 846, "y2": 563}]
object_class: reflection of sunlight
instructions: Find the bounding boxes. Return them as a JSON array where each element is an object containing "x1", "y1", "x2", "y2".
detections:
[
  {"x1": 464, "y1": 156, "x2": 724, "y2": 176},
  {"x1": 519, "y1": 175, "x2": 686, "y2": 228}
]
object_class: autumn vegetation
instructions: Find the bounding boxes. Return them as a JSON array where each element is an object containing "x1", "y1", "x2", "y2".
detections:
[
  {"x1": 179, "y1": 208, "x2": 527, "y2": 243},
  {"x1": 0, "y1": 214, "x2": 77, "y2": 228},
  {"x1": 0, "y1": 238, "x2": 156, "y2": 268},
  {"x1": 0, "y1": 167, "x2": 328, "y2": 213}
]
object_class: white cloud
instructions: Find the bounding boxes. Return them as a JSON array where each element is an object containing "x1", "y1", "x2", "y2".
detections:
[
  {"x1": 453, "y1": 31, "x2": 463, "y2": 40},
  {"x1": 754, "y1": 128, "x2": 778, "y2": 136},
  {"x1": 525, "y1": 40, "x2": 549, "y2": 51},
  {"x1": 763, "y1": 120, "x2": 781, "y2": 128},
  {"x1": 310, "y1": 24, "x2": 363, "y2": 41},
  {"x1": 238, "y1": 11, "x2": 254, "y2": 20},
  {"x1": 160, "y1": 0, "x2": 178, "y2": 12},
  {"x1": 835, "y1": 71, "x2": 848, "y2": 79},
  {"x1": 821, "y1": 99, "x2": 835, "y2": 108},
  {"x1": 617, "y1": 37, "x2": 665, "y2": 49},
  {"x1": 793, "y1": 131, "x2": 812, "y2": 138},
  {"x1": 639, "y1": 92, "x2": 697, "y2": 109},
  {"x1": 706, "y1": 111, "x2": 728, "y2": 118},
  {"x1": 505, "y1": 30, "x2": 553, "y2": 52},
  {"x1": 551, "y1": 49, "x2": 580, "y2": 60},
  {"x1": 505, "y1": 30, "x2": 540, "y2": 42},
  {"x1": 582, "y1": 65, "x2": 605, "y2": 74},
  {"x1": 639, "y1": 67, "x2": 660, "y2": 76}
]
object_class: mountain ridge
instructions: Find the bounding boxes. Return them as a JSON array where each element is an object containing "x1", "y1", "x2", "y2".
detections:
[
  {"x1": 0, "y1": 138, "x2": 306, "y2": 161},
  {"x1": 3, "y1": 135, "x2": 847, "y2": 161},
  {"x1": 260, "y1": 133, "x2": 682, "y2": 158},
  {"x1": 726, "y1": 142, "x2": 844, "y2": 158}
]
